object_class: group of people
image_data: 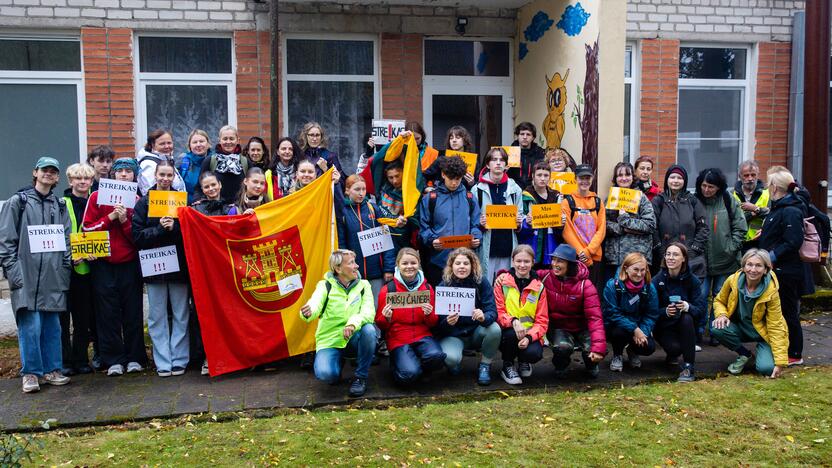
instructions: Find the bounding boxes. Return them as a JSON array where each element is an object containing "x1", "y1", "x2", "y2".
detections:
[{"x1": 0, "y1": 119, "x2": 812, "y2": 398}]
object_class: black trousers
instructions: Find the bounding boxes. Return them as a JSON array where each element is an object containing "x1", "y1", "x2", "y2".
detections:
[
  {"x1": 606, "y1": 324, "x2": 656, "y2": 356},
  {"x1": 778, "y1": 274, "x2": 803, "y2": 358},
  {"x1": 654, "y1": 313, "x2": 696, "y2": 365},
  {"x1": 499, "y1": 328, "x2": 544, "y2": 364},
  {"x1": 60, "y1": 271, "x2": 95, "y2": 368},
  {"x1": 91, "y1": 260, "x2": 147, "y2": 367}
]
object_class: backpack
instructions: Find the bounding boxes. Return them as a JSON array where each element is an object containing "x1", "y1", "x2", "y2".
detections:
[
  {"x1": 564, "y1": 194, "x2": 600, "y2": 220},
  {"x1": 428, "y1": 190, "x2": 476, "y2": 223},
  {"x1": 804, "y1": 202, "x2": 831, "y2": 263},
  {"x1": 800, "y1": 217, "x2": 822, "y2": 263},
  {"x1": 15, "y1": 191, "x2": 65, "y2": 222},
  {"x1": 319, "y1": 280, "x2": 366, "y2": 316}
]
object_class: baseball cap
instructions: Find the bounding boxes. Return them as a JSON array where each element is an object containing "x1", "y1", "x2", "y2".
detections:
[
  {"x1": 34, "y1": 157, "x2": 60, "y2": 171},
  {"x1": 575, "y1": 164, "x2": 593, "y2": 177}
]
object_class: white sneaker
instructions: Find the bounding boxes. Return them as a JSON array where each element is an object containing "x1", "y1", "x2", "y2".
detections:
[
  {"x1": 500, "y1": 363, "x2": 523, "y2": 385},
  {"x1": 42, "y1": 371, "x2": 70, "y2": 386},
  {"x1": 610, "y1": 355, "x2": 624, "y2": 372},
  {"x1": 107, "y1": 364, "x2": 124, "y2": 376},
  {"x1": 22, "y1": 374, "x2": 40, "y2": 393},
  {"x1": 518, "y1": 362, "x2": 533, "y2": 378},
  {"x1": 201, "y1": 360, "x2": 209, "y2": 376},
  {"x1": 126, "y1": 362, "x2": 144, "y2": 373},
  {"x1": 695, "y1": 345, "x2": 703, "y2": 352}
]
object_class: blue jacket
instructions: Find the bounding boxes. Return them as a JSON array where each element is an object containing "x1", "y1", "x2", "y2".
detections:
[
  {"x1": 601, "y1": 274, "x2": 660, "y2": 336},
  {"x1": 651, "y1": 267, "x2": 706, "y2": 325},
  {"x1": 338, "y1": 199, "x2": 395, "y2": 280},
  {"x1": 178, "y1": 149, "x2": 213, "y2": 204},
  {"x1": 418, "y1": 182, "x2": 482, "y2": 268},
  {"x1": 432, "y1": 276, "x2": 497, "y2": 338}
]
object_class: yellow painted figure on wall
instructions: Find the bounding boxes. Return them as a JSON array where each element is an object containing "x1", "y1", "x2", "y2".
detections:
[{"x1": 542, "y1": 69, "x2": 569, "y2": 148}]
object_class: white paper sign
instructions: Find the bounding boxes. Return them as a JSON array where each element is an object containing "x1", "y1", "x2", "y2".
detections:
[
  {"x1": 434, "y1": 287, "x2": 476, "y2": 317},
  {"x1": 371, "y1": 119, "x2": 406, "y2": 145},
  {"x1": 278, "y1": 274, "x2": 303, "y2": 295},
  {"x1": 139, "y1": 245, "x2": 180, "y2": 277},
  {"x1": 98, "y1": 178, "x2": 138, "y2": 209},
  {"x1": 357, "y1": 225, "x2": 394, "y2": 257},
  {"x1": 27, "y1": 224, "x2": 66, "y2": 253}
]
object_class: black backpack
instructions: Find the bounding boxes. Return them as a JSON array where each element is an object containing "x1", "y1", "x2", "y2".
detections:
[
  {"x1": 564, "y1": 194, "x2": 600, "y2": 220},
  {"x1": 318, "y1": 281, "x2": 366, "y2": 316}
]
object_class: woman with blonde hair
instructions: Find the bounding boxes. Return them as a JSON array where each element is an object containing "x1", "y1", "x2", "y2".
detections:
[
  {"x1": 200, "y1": 125, "x2": 249, "y2": 203},
  {"x1": 177, "y1": 129, "x2": 213, "y2": 203},
  {"x1": 298, "y1": 122, "x2": 345, "y2": 184}
]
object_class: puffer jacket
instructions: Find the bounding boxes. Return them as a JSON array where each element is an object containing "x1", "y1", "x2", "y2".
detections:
[
  {"x1": 375, "y1": 275, "x2": 438, "y2": 351},
  {"x1": 758, "y1": 193, "x2": 805, "y2": 280},
  {"x1": 418, "y1": 182, "x2": 483, "y2": 268},
  {"x1": 493, "y1": 269, "x2": 549, "y2": 343},
  {"x1": 538, "y1": 262, "x2": 606, "y2": 354},
  {"x1": 136, "y1": 149, "x2": 185, "y2": 197},
  {"x1": 601, "y1": 272, "x2": 660, "y2": 336},
  {"x1": 432, "y1": 275, "x2": 497, "y2": 338},
  {"x1": 701, "y1": 194, "x2": 747, "y2": 276},
  {"x1": 338, "y1": 199, "x2": 395, "y2": 281},
  {"x1": 604, "y1": 191, "x2": 656, "y2": 265},
  {"x1": 0, "y1": 188, "x2": 71, "y2": 314},
  {"x1": 178, "y1": 149, "x2": 213, "y2": 203},
  {"x1": 651, "y1": 267, "x2": 706, "y2": 325},
  {"x1": 470, "y1": 168, "x2": 524, "y2": 275},
  {"x1": 132, "y1": 186, "x2": 189, "y2": 284},
  {"x1": 300, "y1": 272, "x2": 375, "y2": 350}
]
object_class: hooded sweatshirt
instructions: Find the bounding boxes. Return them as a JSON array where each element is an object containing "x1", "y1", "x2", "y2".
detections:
[{"x1": 470, "y1": 168, "x2": 524, "y2": 273}]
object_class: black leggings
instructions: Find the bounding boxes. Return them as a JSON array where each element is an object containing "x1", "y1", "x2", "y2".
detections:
[
  {"x1": 778, "y1": 275, "x2": 803, "y2": 359},
  {"x1": 606, "y1": 325, "x2": 656, "y2": 356},
  {"x1": 654, "y1": 313, "x2": 696, "y2": 364}
]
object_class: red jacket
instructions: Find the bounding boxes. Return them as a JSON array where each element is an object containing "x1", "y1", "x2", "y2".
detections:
[
  {"x1": 82, "y1": 191, "x2": 138, "y2": 264},
  {"x1": 538, "y1": 262, "x2": 606, "y2": 354},
  {"x1": 375, "y1": 278, "x2": 438, "y2": 351},
  {"x1": 493, "y1": 271, "x2": 549, "y2": 343}
]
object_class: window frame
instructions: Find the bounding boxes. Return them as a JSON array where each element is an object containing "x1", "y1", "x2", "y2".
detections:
[
  {"x1": 134, "y1": 32, "x2": 236, "y2": 154},
  {"x1": 625, "y1": 41, "x2": 639, "y2": 163}
]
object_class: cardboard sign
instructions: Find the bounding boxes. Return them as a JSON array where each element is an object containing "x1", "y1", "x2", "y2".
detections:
[
  {"x1": 357, "y1": 225, "x2": 394, "y2": 257},
  {"x1": 531, "y1": 203, "x2": 563, "y2": 228},
  {"x1": 27, "y1": 225, "x2": 66, "y2": 253},
  {"x1": 446, "y1": 150, "x2": 478, "y2": 175},
  {"x1": 385, "y1": 290, "x2": 431, "y2": 309},
  {"x1": 371, "y1": 119, "x2": 406, "y2": 145},
  {"x1": 139, "y1": 245, "x2": 180, "y2": 277},
  {"x1": 98, "y1": 179, "x2": 138, "y2": 209},
  {"x1": 435, "y1": 286, "x2": 476, "y2": 317},
  {"x1": 277, "y1": 274, "x2": 303, "y2": 296},
  {"x1": 607, "y1": 187, "x2": 641, "y2": 214},
  {"x1": 70, "y1": 231, "x2": 110, "y2": 260},
  {"x1": 148, "y1": 190, "x2": 188, "y2": 218},
  {"x1": 438, "y1": 234, "x2": 473, "y2": 250},
  {"x1": 549, "y1": 172, "x2": 577, "y2": 195},
  {"x1": 485, "y1": 204, "x2": 518, "y2": 230},
  {"x1": 491, "y1": 146, "x2": 522, "y2": 168}
]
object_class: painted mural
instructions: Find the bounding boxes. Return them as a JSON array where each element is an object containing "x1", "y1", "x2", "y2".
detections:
[{"x1": 543, "y1": 69, "x2": 569, "y2": 149}]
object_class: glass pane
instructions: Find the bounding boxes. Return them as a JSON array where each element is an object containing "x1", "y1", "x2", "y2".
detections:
[
  {"x1": 287, "y1": 81, "x2": 374, "y2": 172},
  {"x1": 679, "y1": 47, "x2": 746, "y2": 79},
  {"x1": 677, "y1": 139, "x2": 740, "y2": 187},
  {"x1": 139, "y1": 37, "x2": 232, "y2": 74},
  {"x1": 0, "y1": 39, "x2": 81, "y2": 71},
  {"x1": 431, "y1": 95, "x2": 503, "y2": 156},
  {"x1": 425, "y1": 40, "x2": 510, "y2": 77},
  {"x1": 0, "y1": 84, "x2": 79, "y2": 198},
  {"x1": 625, "y1": 47, "x2": 632, "y2": 79},
  {"x1": 286, "y1": 40, "x2": 374, "y2": 75},
  {"x1": 145, "y1": 85, "x2": 228, "y2": 152},
  {"x1": 678, "y1": 88, "x2": 742, "y2": 138},
  {"x1": 624, "y1": 83, "x2": 631, "y2": 161}
]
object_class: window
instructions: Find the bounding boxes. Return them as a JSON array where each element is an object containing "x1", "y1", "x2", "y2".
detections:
[
  {"x1": 424, "y1": 40, "x2": 510, "y2": 77},
  {"x1": 677, "y1": 46, "x2": 749, "y2": 185},
  {"x1": 0, "y1": 37, "x2": 86, "y2": 199},
  {"x1": 136, "y1": 35, "x2": 235, "y2": 155},
  {"x1": 624, "y1": 44, "x2": 638, "y2": 162},
  {"x1": 283, "y1": 36, "x2": 379, "y2": 172}
]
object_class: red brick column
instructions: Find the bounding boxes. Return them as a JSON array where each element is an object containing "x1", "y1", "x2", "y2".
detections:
[
  {"x1": 235, "y1": 30, "x2": 273, "y2": 148},
  {"x1": 754, "y1": 42, "x2": 792, "y2": 175},
  {"x1": 381, "y1": 33, "x2": 423, "y2": 123},
  {"x1": 81, "y1": 27, "x2": 135, "y2": 157},
  {"x1": 639, "y1": 39, "x2": 680, "y2": 180}
]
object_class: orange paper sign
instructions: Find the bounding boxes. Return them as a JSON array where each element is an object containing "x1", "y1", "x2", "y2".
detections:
[
  {"x1": 446, "y1": 150, "x2": 478, "y2": 175},
  {"x1": 492, "y1": 146, "x2": 521, "y2": 168},
  {"x1": 531, "y1": 203, "x2": 563, "y2": 228},
  {"x1": 606, "y1": 187, "x2": 641, "y2": 214},
  {"x1": 148, "y1": 190, "x2": 188, "y2": 218},
  {"x1": 438, "y1": 234, "x2": 474, "y2": 250},
  {"x1": 549, "y1": 172, "x2": 577, "y2": 194},
  {"x1": 485, "y1": 204, "x2": 518, "y2": 229}
]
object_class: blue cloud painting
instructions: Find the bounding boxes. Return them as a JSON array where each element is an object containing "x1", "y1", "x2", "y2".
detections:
[
  {"x1": 524, "y1": 11, "x2": 554, "y2": 42},
  {"x1": 557, "y1": 3, "x2": 591, "y2": 37},
  {"x1": 519, "y1": 42, "x2": 529, "y2": 61}
]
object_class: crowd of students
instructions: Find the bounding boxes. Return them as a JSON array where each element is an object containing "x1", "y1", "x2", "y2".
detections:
[{"x1": 0, "y1": 120, "x2": 813, "y2": 397}]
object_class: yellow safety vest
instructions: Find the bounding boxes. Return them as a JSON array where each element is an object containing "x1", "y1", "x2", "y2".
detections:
[
  {"x1": 732, "y1": 189, "x2": 770, "y2": 240},
  {"x1": 265, "y1": 169, "x2": 274, "y2": 202},
  {"x1": 63, "y1": 196, "x2": 90, "y2": 275},
  {"x1": 502, "y1": 283, "x2": 542, "y2": 328}
]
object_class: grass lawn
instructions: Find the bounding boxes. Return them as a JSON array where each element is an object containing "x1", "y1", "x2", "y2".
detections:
[{"x1": 22, "y1": 366, "x2": 832, "y2": 466}]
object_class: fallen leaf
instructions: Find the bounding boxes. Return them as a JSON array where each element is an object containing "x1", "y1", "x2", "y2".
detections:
[
  {"x1": 382, "y1": 455, "x2": 391, "y2": 461},
  {"x1": 786, "y1": 435, "x2": 795, "y2": 443}
]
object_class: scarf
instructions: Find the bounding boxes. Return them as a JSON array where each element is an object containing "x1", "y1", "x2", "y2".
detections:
[
  {"x1": 394, "y1": 268, "x2": 424, "y2": 292},
  {"x1": 243, "y1": 195, "x2": 264, "y2": 210},
  {"x1": 624, "y1": 279, "x2": 644, "y2": 294},
  {"x1": 274, "y1": 162, "x2": 296, "y2": 195}
]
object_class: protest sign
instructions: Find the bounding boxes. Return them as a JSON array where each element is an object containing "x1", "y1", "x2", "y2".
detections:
[
  {"x1": 70, "y1": 231, "x2": 110, "y2": 260},
  {"x1": 445, "y1": 150, "x2": 478, "y2": 175},
  {"x1": 386, "y1": 290, "x2": 431, "y2": 309},
  {"x1": 438, "y1": 234, "x2": 473, "y2": 250},
  {"x1": 531, "y1": 203, "x2": 563, "y2": 228},
  {"x1": 549, "y1": 172, "x2": 577, "y2": 195},
  {"x1": 371, "y1": 119, "x2": 406, "y2": 145},
  {"x1": 606, "y1": 187, "x2": 641, "y2": 214},
  {"x1": 139, "y1": 245, "x2": 180, "y2": 277},
  {"x1": 435, "y1": 287, "x2": 476, "y2": 316},
  {"x1": 485, "y1": 205, "x2": 518, "y2": 229},
  {"x1": 357, "y1": 225, "x2": 394, "y2": 257},
  {"x1": 98, "y1": 179, "x2": 138, "y2": 209},
  {"x1": 148, "y1": 190, "x2": 188, "y2": 218},
  {"x1": 27, "y1": 225, "x2": 66, "y2": 253}
]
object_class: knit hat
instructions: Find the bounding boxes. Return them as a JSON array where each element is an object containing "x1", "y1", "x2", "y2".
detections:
[{"x1": 111, "y1": 157, "x2": 138, "y2": 174}]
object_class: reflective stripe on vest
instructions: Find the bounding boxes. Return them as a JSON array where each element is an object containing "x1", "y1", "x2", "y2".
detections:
[
  {"x1": 64, "y1": 196, "x2": 90, "y2": 275},
  {"x1": 265, "y1": 169, "x2": 274, "y2": 202},
  {"x1": 733, "y1": 188, "x2": 770, "y2": 240},
  {"x1": 502, "y1": 284, "x2": 541, "y2": 328}
]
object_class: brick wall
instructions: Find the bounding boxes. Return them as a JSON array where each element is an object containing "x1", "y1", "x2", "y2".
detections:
[
  {"x1": 380, "y1": 33, "x2": 422, "y2": 123},
  {"x1": 754, "y1": 41, "x2": 792, "y2": 175},
  {"x1": 639, "y1": 39, "x2": 680, "y2": 180},
  {"x1": 235, "y1": 30, "x2": 273, "y2": 147}
]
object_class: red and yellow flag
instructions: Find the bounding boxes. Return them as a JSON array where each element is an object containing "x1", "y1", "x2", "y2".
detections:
[{"x1": 179, "y1": 169, "x2": 337, "y2": 376}]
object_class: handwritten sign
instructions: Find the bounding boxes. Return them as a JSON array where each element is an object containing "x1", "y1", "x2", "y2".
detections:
[
  {"x1": 70, "y1": 231, "x2": 110, "y2": 260},
  {"x1": 98, "y1": 179, "x2": 138, "y2": 209},
  {"x1": 148, "y1": 190, "x2": 187, "y2": 218},
  {"x1": 386, "y1": 290, "x2": 431, "y2": 309},
  {"x1": 27, "y1": 225, "x2": 66, "y2": 254},
  {"x1": 446, "y1": 150, "x2": 478, "y2": 175},
  {"x1": 139, "y1": 245, "x2": 180, "y2": 277},
  {"x1": 531, "y1": 203, "x2": 563, "y2": 228},
  {"x1": 606, "y1": 187, "x2": 641, "y2": 214},
  {"x1": 492, "y1": 146, "x2": 522, "y2": 168},
  {"x1": 485, "y1": 204, "x2": 518, "y2": 230},
  {"x1": 549, "y1": 172, "x2": 577, "y2": 195},
  {"x1": 277, "y1": 274, "x2": 303, "y2": 296},
  {"x1": 357, "y1": 225, "x2": 394, "y2": 257},
  {"x1": 435, "y1": 287, "x2": 476, "y2": 317},
  {"x1": 371, "y1": 119, "x2": 406, "y2": 145},
  {"x1": 437, "y1": 234, "x2": 473, "y2": 250}
]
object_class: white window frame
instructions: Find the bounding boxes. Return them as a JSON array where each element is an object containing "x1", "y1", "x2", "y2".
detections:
[
  {"x1": 281, "y1": 33, "x2": 380, "y2": 136},
  {"x1": 134, "y1": 32, "x2": 236, "y2": 153},
  {"x1": 0, "y1": 34, "x2": 87, "y2": 164},
  {"x1": 625, "y1": 42, "x2": 639, "y2": 163}
]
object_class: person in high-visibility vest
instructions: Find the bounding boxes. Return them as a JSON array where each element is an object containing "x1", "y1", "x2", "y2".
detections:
[{"x1": 731, "y1": 160, "x2": 770, "y2": 245}]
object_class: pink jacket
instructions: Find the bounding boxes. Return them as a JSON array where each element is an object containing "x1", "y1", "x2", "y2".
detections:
[{"x1": 538, "y1": 262, "x2": 606, "y2": 354}]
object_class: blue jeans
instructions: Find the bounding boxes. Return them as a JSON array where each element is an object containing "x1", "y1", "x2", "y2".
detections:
[
  {"x1": 17, "y1": 309, "x2": 63, "y2": 376},
  {"x1": 147, "y1": 282, "x2": 190, "y2": 371},
  {"x1": 700, "y1": 274, "x2": 728, "y2": 336},
  {"x1": 440, "y1": 322, "x2": 501, "y2": 368},
  {"x1": 390, "y1": 336, "x2": 446, "y2": 384},
  {"x1": 314, "y1": 323, "x2": 378, "y2": 383}
]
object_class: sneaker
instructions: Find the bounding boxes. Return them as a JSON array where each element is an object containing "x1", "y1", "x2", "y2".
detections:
[
  {"x1": 348, "y1": 377, "x2": 367, "y2": 397},
  {"x1": 201, "y1": 360, "x2": 209, "y2": 376},
  {"x1": 171, "y1": 366, "x2": 186, "y2": 376},
  {"x1": 42, "y1": 371, "x2": 70, "y2": 386},
  {"x1": 695, "y1": 345, "x2": 703, "y2": 352},
  {"x1": 727, "y1": 355, "x2": 750, "y2": 375},
  {"x1": 627, "y1": 347, "x2": 642, "y2": 369},
  {"x1": 22, "y1": 374, "x2": 40, "y2": 393},
  {"x1": 788, "y1": 357, "x2": 804, "y2": 367},
  {"x1": 500, "y1": 363, "x2": 522, "y2": 385},
  {"x1": 376, "y1": 339, "x2": 390, "y2": 357},
  {"x1": 677, "y1": 364, "x2": 695, "y2": 383},
  {"x1": 157, "y1": 369, "x2": 172, "y2": 377},
  {"x1": 126, "y1": 362, "x2": 143, "y2": 373},
  {"x1": 518, "y1": 362, "x2": 533, "y2": 378},
  {"x1": 107, "y1": 364, "x2": 124, "y2": 376},
  {"x1": 610, "y1": 355, "x2": 624, "y2": 372},
  {"x1": 477, "y1": 362, "x2": 492, "y2": 386}
]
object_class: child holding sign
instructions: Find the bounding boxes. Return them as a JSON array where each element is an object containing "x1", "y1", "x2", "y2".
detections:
[
  {"x1": 133, "y1": 161, "x2": 191, "y2": 377},
  {"x1": 519, "y1": 161, "x2": 563, "y2": 267},
  {"x1": 421, "y1": 126, "x2": 477, "y2": 189},
  {"x1": 0, "y1": 157, "x2": 72, "y2": 393},
  {"x1": 603, "y1": 162, "x2": 656, "y2": 282}
]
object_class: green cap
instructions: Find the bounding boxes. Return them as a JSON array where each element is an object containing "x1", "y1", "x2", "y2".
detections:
[{"x1": 34, "y1": 157, "x2": 60, "y2": 171}]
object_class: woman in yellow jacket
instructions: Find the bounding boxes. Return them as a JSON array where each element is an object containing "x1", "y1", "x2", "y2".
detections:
[{"x1": 711, "y1": 248, "x2": 788, "y2": 378}]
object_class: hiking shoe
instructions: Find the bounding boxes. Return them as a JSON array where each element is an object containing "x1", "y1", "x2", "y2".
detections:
[
  {"x1": 42, "y1": 371, "x2": 70, "y2": 386},
  {"x1": 201, "y1": 360, "x2": 209, "y2": 376},
  {"x1": 500, "y1": 363, "x2": 522, "y2": 385},
  {"x1": 627, "y1": 347, "x2": 642, "y2": 369},
  {"x1": 348, "y1": 378, "x2": 367, "y2": 397},
  {"x1": 107, "y1": 364, "x2": 124, "y2": 376},
  {"x1": 171, "y1": 366, "x2": 186, "y2": 376},
  {"x1": 610, "y1": 355, "x2": 624, "y2": 372},
  {"x1": 477, "y1": 363, "x2": 492, "y2": 386},
  {"x1": 518, "y1": 362, "x2": 533, "y2": 378},
  {"x1": 788, "y1": 357, "x2": 804, "y2": 367},
  {"x1": 22, "y1": 374, "x2": 40, "y2": 393},
  {"x1": 157, "y1": 369, "x2": 172, "y2": 377},
  {"x1": 727, "y1": 355, "x2": 750, "y2": 375},
  {"x1": 126, "y1": 362, "x2": 143, "y2": 373},
  {"x1": 677, "y1": 364, "x2": 695, "y2": 383}
]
